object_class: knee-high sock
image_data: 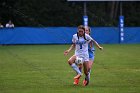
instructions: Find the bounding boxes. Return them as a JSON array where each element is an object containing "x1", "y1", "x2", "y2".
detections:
[
  {"x1": 79, "y1": 66, "x2": 82, "y2": 73},
  {"x1": 71, "y1": 63, "x2": 82, "y2": 75},
  {"x1": 88, "y1": 69, "x2": 91, "y2": 80}
]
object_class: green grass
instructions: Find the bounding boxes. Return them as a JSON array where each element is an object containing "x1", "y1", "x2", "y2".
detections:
[{"x1": 0, "y1": 44, "x2": 140, "y2": 93}]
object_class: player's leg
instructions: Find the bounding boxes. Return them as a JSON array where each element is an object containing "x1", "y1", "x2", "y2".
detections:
[
  {"x1": 78, "y1": 64, "x2": 83, "y2": 73},
  {"x1": 82, "y1": 53, "x2": 90, "y2": 86},
  {"x1": 83, "y1": 61, "x2": 90, "y2": 86},
  {"x1": 68, "y1": 55, "x2": 82, "y2": 75},
  {"x1": 88, "y1": 60, "x2": 93, "y2": 80},
  {"x1": 88, "y1": 52, "x2": 95, "y2": 80},
  {"x1": 68, "y1": 55, "x2": 82, "y2": 85}
]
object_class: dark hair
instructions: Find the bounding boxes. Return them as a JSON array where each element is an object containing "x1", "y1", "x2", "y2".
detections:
[{"x1": 77, "y1": 25, "x2": 87, "y2": 40}]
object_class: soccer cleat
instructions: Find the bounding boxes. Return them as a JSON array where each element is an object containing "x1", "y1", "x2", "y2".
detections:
[
  {"x1": 73, "y1": 78, "x2": 79, "y2": 85},
  {"x1": 73, "y1": 74, "x2": 81, "y2": 85},
  {"x1": 83, "y1": 77, "x2": 89, "y2": 86},
  {"x1": 83, "y1": 79, "x2": 86, "y2": 86}
]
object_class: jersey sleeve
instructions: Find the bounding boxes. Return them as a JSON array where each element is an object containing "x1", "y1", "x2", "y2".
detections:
[
  {"x1": 72, "y1": 34, "x2": 76, "y2": 43},
  {"x1": 86, "y1": 34, "x2": 93, "y2": 41}
]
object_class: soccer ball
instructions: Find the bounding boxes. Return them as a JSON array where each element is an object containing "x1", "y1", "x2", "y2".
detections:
[{"x1": 75, "y1": 57, "x2": 83, "y2": 65}]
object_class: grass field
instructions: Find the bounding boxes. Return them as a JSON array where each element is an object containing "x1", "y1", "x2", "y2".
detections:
[{"x1": 0, "y1": 44, "x2": 140, "y2": 93}]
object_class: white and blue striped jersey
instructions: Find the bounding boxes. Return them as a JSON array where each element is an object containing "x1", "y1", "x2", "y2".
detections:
[{"x1": 72, "y1": 34, "x2": 93, "y2": 61}]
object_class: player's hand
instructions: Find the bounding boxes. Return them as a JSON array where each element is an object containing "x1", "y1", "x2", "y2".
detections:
[
  {"x1": 64, "y1": 50, "x2": 69, "y2": 56},
  {"x1": 99, "y1": 47, "x2": 103, "y2": 50}
]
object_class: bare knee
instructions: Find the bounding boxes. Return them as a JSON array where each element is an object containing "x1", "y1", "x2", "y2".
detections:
[
  {"x1": 68, "y1": 59, "x2": 73, "y2": 65},
  {"x1": 68, "y1": 55, "x2": 76, "y2": 65}
]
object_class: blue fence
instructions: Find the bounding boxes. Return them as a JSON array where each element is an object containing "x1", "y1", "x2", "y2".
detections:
[{"x1": 0, "y1": 27, "x2": 140, "y2": 44}]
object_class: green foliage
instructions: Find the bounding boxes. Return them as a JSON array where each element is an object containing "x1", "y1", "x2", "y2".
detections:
[{"x1": 0, "y1": 0, "x2": 140, "y2": 26}]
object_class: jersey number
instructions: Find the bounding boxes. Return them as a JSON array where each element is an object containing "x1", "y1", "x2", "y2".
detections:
[{"x1": 79, "y1": 43, "x2": 82, "y2": 49}]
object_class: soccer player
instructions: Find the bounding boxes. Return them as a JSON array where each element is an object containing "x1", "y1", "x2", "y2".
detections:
[
  {"x1": 64, "y1": 25, "x2": 103, "y2": 86},
  {"x1": 84, "y1": 26, "x2": 103, "y2": 82}
]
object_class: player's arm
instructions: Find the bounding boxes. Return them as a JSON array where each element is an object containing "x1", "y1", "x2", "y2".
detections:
[
  {"x1": 91, "y1": 39, "x2": 103, "y2": 50},
  {"x1": 64, "y1": 43, "x2": 75, "y2": 56},
  {"x1": 86, "y1": 34, "x2": 103, "y2": 50}
]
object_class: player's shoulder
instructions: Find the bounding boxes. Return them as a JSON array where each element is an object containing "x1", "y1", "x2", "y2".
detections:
[
  {"x1": 73, "y1": 33, "x2": 77, "y2": 36},
  {"x1": 73, "y1": 34, "x2": 77, "y2": 37},
  {"x1": 85, "y1": 33, "x2": 90, "y2": 37},
  {"x1": 85, "y1": 33, "x2": 94, "y2": 40}
]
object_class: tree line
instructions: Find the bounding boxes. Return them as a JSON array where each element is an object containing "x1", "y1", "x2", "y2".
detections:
[{"x1": 0, "y1": 0, "x2": 140, "y2": 27}]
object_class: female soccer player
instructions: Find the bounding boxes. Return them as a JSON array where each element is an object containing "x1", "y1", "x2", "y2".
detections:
[
  {"x1": 64, "y1": 25, "x2": 103, "y2": 86},
  {"x1": 77, "y1": 26, "x2": 103, "y2": 86},
  {"x1": 84, "y1": 26, "x2": 103, "y2": 81}
]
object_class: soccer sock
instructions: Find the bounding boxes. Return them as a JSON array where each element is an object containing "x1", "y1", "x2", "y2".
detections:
[
  {"x1": 85, "y1": 75, "x2": 89, "y2": 81},
  {"x1": 71, "y1": 63, "x2": 82, "y2": 75},
  {"x1": 79, "y1": 66, "x2": 82, "y2": 73},
  {"x1": 88, "y1": 69, "x2": 91, "y2": 80}
]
